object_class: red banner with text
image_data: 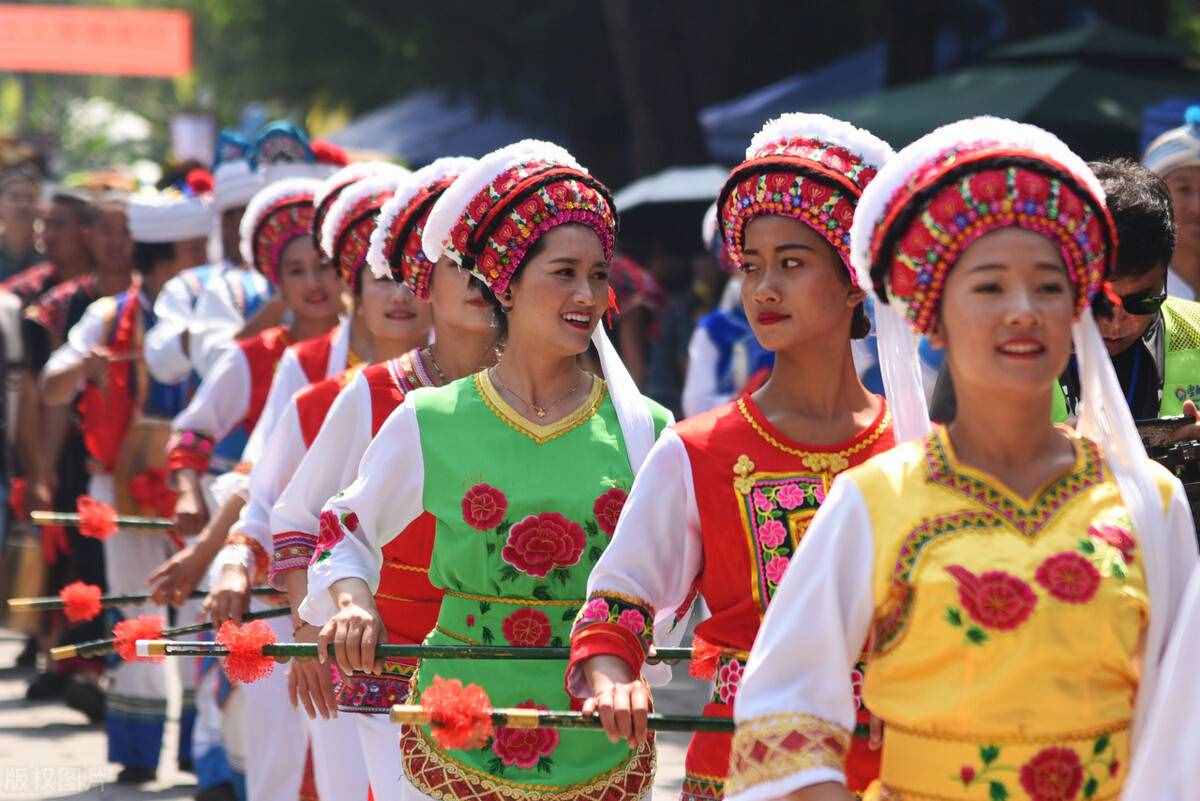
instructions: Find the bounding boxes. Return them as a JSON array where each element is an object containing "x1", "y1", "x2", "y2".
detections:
[{"x1": 0, "y1": 4, "x2": 191, "y2": 77}]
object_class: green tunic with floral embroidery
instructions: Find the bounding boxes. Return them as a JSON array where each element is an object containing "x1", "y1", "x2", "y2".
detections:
[{"x1": 311, "y1": 370, "x2": 670, "y2": 801}]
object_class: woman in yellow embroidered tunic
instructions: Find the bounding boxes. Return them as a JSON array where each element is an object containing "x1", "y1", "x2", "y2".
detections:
[
  {"x1": 299, "y1": 141, "x2": 671, "y2": 801},
  {"x1": 725, "y1": 118, "x2": 1198, "y2": 801}
]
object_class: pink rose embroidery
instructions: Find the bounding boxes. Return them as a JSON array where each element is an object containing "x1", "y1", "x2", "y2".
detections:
[
  {"x1": 461, "y1": 484, "x2": 507, "y2": 531},
  {"x1": 757, "y1": 519, "x2": 787, "y2": 549},
  {"x1": 752, "y1": 490, "x2": 772, "y2": 513},
  {"x1": 592, "y1": 488, "x2": 628, "y2": 536},
  {"x1": 764, "y1": 556, "x2": 790, "y2": 585},
  {"x1": 501, "y1": 512, "x2": 586, "y2": 577},
  {"x1": 1036, "y1": 552, "x2": 1101, "y2": 604},
  {"x1": 1019, "y1": 747, "x2": 1084, "y2": 801},
  {"x1": 776, "y1": 483, "x2": 806, "y2": 510},
  {"x1": 491, "y1": 700, "x2": 559, "y2": 768},
  {"x1": 580, "y1": 597, "x2": 609, "y2": 623},
  {"x1": 316, "y1": 510, "x2": 346, "y2": 552},
  {"x1": 617, "y1": 608, "x2": 646, "y2": 636},
  {"x1": 1088, "y1": 524, "x2": 1136, "y2": 564},
  {"x1": 945, "y1": 565, "x2": 1037, "y2": 630},
  {"x1": 716, "y1": 659, "x2": 743, "y2": 705}
]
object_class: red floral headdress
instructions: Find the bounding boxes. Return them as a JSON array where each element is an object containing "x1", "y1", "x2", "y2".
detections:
[
  {"x1": 368, "y1": 157, "x2": 477, "y2": 299},
  {"x1": 850, "y1": 117, "x2": 1117, "y2": 334},
  {"x1": 422, "y1": 141, "x2": 617, "y2": 296},
  {"x1": 239, "y1": 177, "x2": 321, "y2": 285},
  {"x1": 718, "y1": 113, "x2": 894, "y2": 284},
  {"x1": 320, "y1": 175, "x2": 401, "y2": 287}
]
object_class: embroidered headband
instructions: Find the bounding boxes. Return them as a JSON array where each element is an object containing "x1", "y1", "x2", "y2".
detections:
[
  {"x1": 239, "y1": 177, "x2": 321, "y2": 285},
  {"x1": 422, "y1": 140, "x2": 617, "y2": 296},
  {"x1": 312, "y1": 161, "x2": 408, "y2": 250},
  {"x1": 367, "y1": 156, "x2": 477, "y2": 299},
  {"x1": 718, "y1": 113, "x2": 894, "y2": 283},
  {"x1": 850, "y1": 117, "x2": 1117, "y2": 334},
  {"x1": 320, "y1": 174, "x2": 401, "y2": 287}
]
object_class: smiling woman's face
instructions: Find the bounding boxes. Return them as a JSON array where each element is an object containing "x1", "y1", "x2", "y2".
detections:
[
  {"x1": 276, "y1": 237, "x2": 343, "y2": 322},
  {"x1": 932, "y1": 227, "x2": 1075, "y2": 403},
  {"x1": 503, "y1": 224, "x2": 609, "y2": 359}
]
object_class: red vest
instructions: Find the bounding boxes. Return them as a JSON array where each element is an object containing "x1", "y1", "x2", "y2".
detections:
[
  {"x1": 237, "y1": 326, "x2": 292, "y2": 433},
  {"x1": 362, "y1": 354, "x2": 443, "y2": 646},
  {"x1": 673, "y1": 396, "x2": 894, "y2": 794},
  {"x1": 291, "y1": 328, "x2": 336, "y2": 384}
]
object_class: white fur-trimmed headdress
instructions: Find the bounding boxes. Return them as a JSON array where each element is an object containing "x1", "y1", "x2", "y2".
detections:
[
  {"x1": 238, "y1": 177, "x2": 321, "y2": 283},
  {"x1": 312, "y1": 161, "x2": 407, "y2": 247},
  {"x1": 849, "y1": 115, "x2": 1111, "y2": 331},
  {"x1": 319, "y1": 173, "x2": 402, "y2": 285},
  {"x1": 366, "y1": 156, "x2": 476, "y2": 297},
  {"x1": 718, "y1": 112, "x2": 894, "y2": 280}
]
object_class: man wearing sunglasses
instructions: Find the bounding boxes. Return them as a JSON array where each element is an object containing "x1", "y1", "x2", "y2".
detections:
[{"x1": 1052, "y1": 159, "x2": 1200, "y2": 436}]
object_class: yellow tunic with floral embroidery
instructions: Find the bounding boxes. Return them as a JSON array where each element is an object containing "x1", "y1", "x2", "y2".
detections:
[{"x1": 856, "y1": 428, "x2": 1151, "y2": 801}]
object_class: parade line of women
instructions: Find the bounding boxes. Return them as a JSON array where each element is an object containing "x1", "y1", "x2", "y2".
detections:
[{"x1": 32, "y1": 111, "x2": 1200, "y2": 801}]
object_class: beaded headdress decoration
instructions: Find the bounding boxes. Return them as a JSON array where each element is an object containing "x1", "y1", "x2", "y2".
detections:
[
  {"x1": 367, "y1": 157, "x2": 476, "y2": 299},
  {"x1": 320, "y1": 175, "x2": 401, "y2": 287},
  {"x1": 312, "y1": 161, "x2": 408, "y2": 250},
  {"x1": 239, "y1": 177, "x2": 321, "y2": 285},
  {"x1": 422, "y1": 140, "x2": 617, "y2": 295},
  {"x1": 718, "y1": 113, "x2": 894, "y2": 283},
  {"x1": 850, "y1": 117, "x2": 1117, "y2": 335}
]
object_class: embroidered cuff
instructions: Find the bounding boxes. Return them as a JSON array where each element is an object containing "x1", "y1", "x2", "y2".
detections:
[
  {"x1": 725, "y1": 713, "x2": 850, "y2": 798},
  {"x1": 571, "y1": 590, "x2": 655, "y2": 652},
  {"x1": 167, "y1": 431, "x2": 214, "y2": 474},
  {"x1": 225, "y1": 533, "x2": 269, "y2": 585},
  {"x1": 270, "y1": 531, "x2": 317, "y2": 588}
]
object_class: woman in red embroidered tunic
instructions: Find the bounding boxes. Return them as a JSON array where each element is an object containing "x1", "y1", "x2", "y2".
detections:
[
  {"x1": 566, "y1": 114, "x2": 897, "y2": 800},
  {"x1": 723, "y1": 120, "x2": 1199, "y2": 801}
]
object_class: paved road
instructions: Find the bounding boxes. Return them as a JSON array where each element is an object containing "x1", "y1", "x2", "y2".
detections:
[{"x1": 0, "y1": 630, "x2": 705, "y2": 801}]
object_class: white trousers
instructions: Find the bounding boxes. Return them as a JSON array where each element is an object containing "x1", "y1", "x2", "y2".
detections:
[{"x1": 241, "y1": 613, "x2": 370, "y2": 801}]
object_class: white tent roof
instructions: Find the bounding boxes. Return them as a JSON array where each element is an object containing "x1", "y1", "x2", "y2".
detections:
[{"x1": 612, "y1": 164, "x2": 728, "y2": 212}]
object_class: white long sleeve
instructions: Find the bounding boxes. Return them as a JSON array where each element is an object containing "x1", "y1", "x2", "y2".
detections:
[
  {"x1": 568, "y1": 428, "x2": 701, "y2": 696},
  {"x1": 213, "y1": 398, "x2": 312, "y2": 578},
  {"x1": 144, "y1": 269, "x2": 203, "y2": 384},
  {"x1": 682, "y1": 326, "x2": 728, "y2": 418},
  {"x1": 190, "y1": 268, "x2": 268, "y2": 379},
  {"x1": 269, "y1": 373, "x2": 373, "y2": 558},
  {"x1": 298, "y1": 396, "x2": 426, "y2": 627},
  {"x1": 241, "y1": 319, "x2": 349, "y2": 469},
  {"x1": 726, "y1": 476, "x2": 877, "y2": 801},
  {"x1": 170, "y1": 346, "x2": 251, "y2": 443},
  {"x1": 42, "y1": 298, "x2": 110, "y2": 391}
]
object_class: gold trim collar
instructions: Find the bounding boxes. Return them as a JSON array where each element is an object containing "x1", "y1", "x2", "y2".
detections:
[{"x1": 475, "y1": 370, "x2": 606, "y2": 445}]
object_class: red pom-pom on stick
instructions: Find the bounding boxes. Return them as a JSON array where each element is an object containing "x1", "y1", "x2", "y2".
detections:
[
  {"x1": 77, "y1": 496, "x2": 118, "y2": 540},
  {"x1": 113, "y1": 615, "x2": 164, "y2": 662},
  {"x1": 59, "y1": 581, "x2": 103, "y2": 623},
  {"x1": 216, "y1": 619, "x2": 277, "y2": 683},
  {"x1": 420, "y1": 676, "x2": 494, "y2": 750},
  {"x1": 688, "y1": 636, "x2": 721, "y2": 680}
]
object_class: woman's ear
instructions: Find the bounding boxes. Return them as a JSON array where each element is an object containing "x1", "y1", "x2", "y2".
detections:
[{"x1": 847, "y1": 284, "x2": 867, "y2": 309}]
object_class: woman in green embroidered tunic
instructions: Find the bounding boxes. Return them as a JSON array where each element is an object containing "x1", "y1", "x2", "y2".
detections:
[{"x1": 299, "y1": 141, "x2": 671, "y2": 801}]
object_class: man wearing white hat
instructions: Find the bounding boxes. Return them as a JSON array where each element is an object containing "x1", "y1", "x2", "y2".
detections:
[
  {"x1": 40, "y1": 190, "x2": 205, "y2": 786},
  {"x1": 145, "y1": 138, "x2": 272, "y2": 387},
  {"x1": 1144, "y1": 106, "x2": 1200, "y2": 300}
]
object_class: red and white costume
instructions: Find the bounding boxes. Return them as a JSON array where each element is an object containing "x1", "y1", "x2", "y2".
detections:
[{"x1": 568, "y1": 114, "x2": 898, "y2": 800}]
